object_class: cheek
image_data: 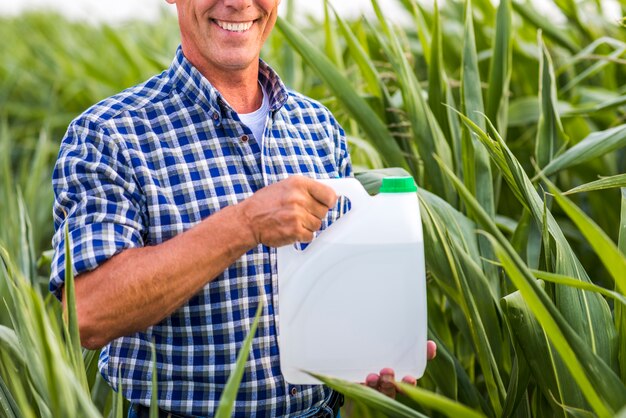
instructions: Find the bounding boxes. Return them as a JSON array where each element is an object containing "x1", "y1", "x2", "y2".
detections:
[{"x1": 260, "y1": 0, "x2": 281, "y2": 15}]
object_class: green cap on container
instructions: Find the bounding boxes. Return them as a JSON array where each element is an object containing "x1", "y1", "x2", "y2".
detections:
[{"x1": 379, "y1": 176, "x2": 418, "y2": 193}]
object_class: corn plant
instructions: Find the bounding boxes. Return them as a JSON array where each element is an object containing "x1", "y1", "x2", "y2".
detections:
[
  {"x1": 0, "y1": 215, "x2": 260, "y2": 417},
  {"x1": 2, "y1": 1, "x2": 626, "y2": 417},
  {"x1": 274, "y1": 0, "x2": 626, "y2": 416}
]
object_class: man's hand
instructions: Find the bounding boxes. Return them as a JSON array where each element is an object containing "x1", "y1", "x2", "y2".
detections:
[
  {"x1": 237, "y1": 176, "x2": 338, "y2": 247},
  {"x1": 364, "y1": 340, "x2": 437, "y2": 399}
]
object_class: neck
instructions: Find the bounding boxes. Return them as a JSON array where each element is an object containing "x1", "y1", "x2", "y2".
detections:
[
  {"x1": 184, "y1": 51, "x2": 263, "y2": 113},
  {"x1": 213, "y1": 74, "x2": 263, "y2": 114}
]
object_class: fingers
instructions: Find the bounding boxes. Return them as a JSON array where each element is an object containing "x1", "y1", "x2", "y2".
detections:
[
  {"x1": 378, "y1": 368, "x2": 396, "y2": 398},
  {"x1": 361, "y1": 341, "x2": 436, "y2": 399},
  {"x1": 427, "y1": 340, "x2": 437, "y2": 360},
  {"x1": 239, "y1": 176, "x2": 339, "y2": 247},
  {"x1": 365, "y1": 373, "x2": 379, "y2": 390},
  {"x1": 298, "y1": 212, "x2": 322, "y2": 243},
  {"x1": 364, "y1": 368, "x2": 398, "y2": 399},
  {"x1": 401, "y1": 375, "x2": 417, "y2": 386},
  {"x1": 304, "y1": 197, "x2": 333, "y2": 221},
  {"x1": 305, "y1": 177, "x2": 339, "y2": 209},
  {"x1": 363, "y1": 368, "x2": 422, "y2": 399}
]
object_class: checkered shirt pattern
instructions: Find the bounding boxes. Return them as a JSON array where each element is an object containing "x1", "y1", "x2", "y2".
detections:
[{"x1": 50, "y1": 46, "x2": 351, "y2": 417}]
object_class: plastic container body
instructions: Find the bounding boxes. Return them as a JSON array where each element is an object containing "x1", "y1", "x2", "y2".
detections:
[{"x1": 277, "y1": 178, "x2": 427, "y2": 385}]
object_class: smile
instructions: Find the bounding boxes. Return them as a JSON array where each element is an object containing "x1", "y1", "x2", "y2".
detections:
[{"x1": 214, "y1": 20, "x2": 254, "y2": 33}]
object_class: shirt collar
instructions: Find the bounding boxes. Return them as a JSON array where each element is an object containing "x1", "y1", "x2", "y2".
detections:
[{"x1": 168, "y1": 46, "x2": 289, "y2": 116}]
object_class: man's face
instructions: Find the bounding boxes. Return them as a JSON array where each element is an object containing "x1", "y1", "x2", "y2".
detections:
[{"x1": 168, "y1": 0, "x2": 280, "y2": 76}]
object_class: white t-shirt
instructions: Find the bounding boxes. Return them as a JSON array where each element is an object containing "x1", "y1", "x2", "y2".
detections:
[{"x1": 239, "y1": 84, "x2": 269, "y2": 141}]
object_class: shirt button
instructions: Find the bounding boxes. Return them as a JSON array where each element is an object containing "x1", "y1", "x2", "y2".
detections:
[
  {"x1": 241, "y1": 134, "x2": 249, "y2": 143},
  {"x1": 290, "y1": 386, "x2": 297, "y2": 396},
  {"x1": 212, "y1": 112, "x2": 219, "y2": 121}
]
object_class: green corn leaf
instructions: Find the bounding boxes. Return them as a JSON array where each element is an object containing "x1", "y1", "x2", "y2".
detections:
[
  {"x1": 448, "y1": 240, "x2": 506, "y2": 415},
  {"x1": 492, "y1": 236, "x2": 620, "y2": 417},
  {"x1": 509, "y1": 94, "x2": 626, "y2": 126},
  {"x1": 398, "y1": 383, "x2": 487, "y2": 418},
  {"x1": 2, "y1": 246, "x2": 60, "y2": 414},
  {"x1": 530, "y1": 270, "x2": 626, "y2": 306},
  {"x1": 428, "y1": 1, "x2": 462, "y2": 173},
  {"x1": 541, "y1": 125, "x2": 626, "y2": 177},
  {"x1": 62, "y1": 224, "x2": 89, "y2": 394},
  {"x1": 553, "y1": 0, "x2": 593, "y2": 40},
  {"x1": 348, "y1": 135, "x2": 385, "y2": 170},
  {"x1": 83, "y1": 349, "x2": 100, "y2": 394},
  {"x1": 459, "y1": 0, "x2": 498, "y2": 294},
  {"x1": 540, "y1": 197, "x2": 552, "y2": 272},
  {"x1": 460, "y1": 0, "x2": 494, "y2": 216},
  {"x1": 617, "y1": 187, "x2": 626, "y2": 260},
  {"x1": 279, "y1": 0, "x2": 298, "y2": 87},
  {"x1": 546, "y1": 180, "x2": 626, "y2": 295},
  {"x1": 486, "y1": 0, "x2": 512, "y2": 136},
  {"x1": 460, "y1": 0, "x2": 485, "y2": 134},
  {"x1": 555, "y1": 37, "x2": 626, "y2": 94},
  {"x1": 406, "y1": 0, "x2": 431, "y2": 65},
  {"x1": 418, "y1": 189, "x2": 479, "y2": 300},
  {"x1": 369, "y1": 0, "x2": 455, "y2": 201},
  {"x1": 508, "y1": 97, "x2": 573, "y2": 127},
  {"x1": 509, "y1": 208, "x2": 529, "y2": 252},
  {"x1": 502, "y1": 286, "x2": 585, "y2": 417},
  {"x1": 323, "y1": 0, "x2": 344, "y2": 71},
  {"x1": 619, "y1": 188, "x2": 626, "y2": 383},
  {"x1": 0, "y1": 372, "x2": 19, "y2": 418},
  {"x1": 417, "y1": 184, "x2": 505, "y2": 414},
  {"x1": 565, "y1": 94, "x2": 626, "y2": 116},
  {"x1": 215, "y1": 301, "x2": 264, "y2": 418},
  {"x1": 455, "y1": 110, "x2": 617, "y2": 368},
  {"x1": 310, "y1": 374, "x2": 428, "y2": 418},
  {"x1": 424, "y1": 329, "x2": 459, "y2": 402},
  {"x1": 565, "y1": 174, "x2": 626, "y2": 194},
  {"x1": 501, "y1": 342, "x2": 531, "y2": 418},
  {"x1": 435, "y1": 156, "x2": 626, "y2": 415},
  {"x1": 560, "y1": 47, "x2": 626, "y2": 95},
  {"x1": 113, "y1": 368, "x2": 124, "y2": 418},
  {"x1": 89, "y1": 376, "x2": 110, "y2": 414},
  {"x1": 426, "y1": 331, "x2": 488, "y2": 413},
  {"x1": 16, "y1": 192, "x2": 35, "y2": 286},
  {"x1": 332, "y1": 7, "x2": 383, "y2": 99},
  {"x1": 275, "y1": 18, "x2": 407, "y2": 169},
  {"x1": 535, "y1": 35, "x2": 568, "y2": 169},
  {"x1": 428, "y1": 1, "x2": 449, "y2": 141},
  {"x1": 511, "y1": 1, "x2": 578, "y2": 53},
  {"x1": 150, "y1": 342, "x2": 158, "y2": 418},
  {"x1": 64, "y1": 370, "x2": 102, "y2": 418},
  {"x1": 0, "y1": 326, "x2": 24, "y2": 365}
]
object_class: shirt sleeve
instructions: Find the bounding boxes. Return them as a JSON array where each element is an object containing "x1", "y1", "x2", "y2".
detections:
[
  {"x1": 328, "y1": 112, "x2": 353, "y2": 179},
  {"x1": 50, "y1": 116, "x2": 146, "y2": 300}
]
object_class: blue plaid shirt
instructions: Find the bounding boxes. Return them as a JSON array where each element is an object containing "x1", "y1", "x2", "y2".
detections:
[{"x1": 51, "y1": 46, "x2": 351, "y2": 417}]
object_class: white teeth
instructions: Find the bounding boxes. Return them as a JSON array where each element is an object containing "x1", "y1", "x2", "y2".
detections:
[{"x1": 215, "y1": 20, "x2": 253, "y2": 33}]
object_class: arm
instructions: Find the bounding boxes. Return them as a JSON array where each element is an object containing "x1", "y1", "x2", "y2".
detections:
[{"x1": 62, "y1": 175, "x2": 337, "y2": 350}]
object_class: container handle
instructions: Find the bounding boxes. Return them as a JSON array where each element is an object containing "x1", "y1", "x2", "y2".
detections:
[
  {"x1": 277, "y1": 177, "x2": 370, "y2": 276},
  {"x1": 315, "y1": 177, "x2": 370, "y2": 211}
]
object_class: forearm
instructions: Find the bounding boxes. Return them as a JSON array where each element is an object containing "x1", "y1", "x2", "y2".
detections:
[{"x1": 68, "y1": 203, "x2": 256, "y2": 349}]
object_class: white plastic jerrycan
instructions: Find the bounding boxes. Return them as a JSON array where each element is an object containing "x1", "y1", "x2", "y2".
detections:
[{"x1": 277, "y1": 176, "x2": 427, "y2": 385}]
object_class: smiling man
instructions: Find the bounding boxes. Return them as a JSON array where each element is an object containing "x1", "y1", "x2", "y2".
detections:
[{"x1": 50, "y1": 1, "x2": 433, "y2": 417}]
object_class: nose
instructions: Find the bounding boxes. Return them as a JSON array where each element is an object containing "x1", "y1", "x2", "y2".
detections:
[{"x1": 223, "y1": 0, "x2": 253, "y2": 10}]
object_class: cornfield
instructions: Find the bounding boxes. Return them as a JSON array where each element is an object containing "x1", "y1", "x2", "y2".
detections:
[{"x1": 1, "y1": 0, "x2": 625, "y2": 417}]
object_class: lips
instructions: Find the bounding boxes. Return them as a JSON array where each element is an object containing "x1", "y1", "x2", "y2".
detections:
[{"x1": 214, "y1": 19, "x2": 254, "y2": 33}]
